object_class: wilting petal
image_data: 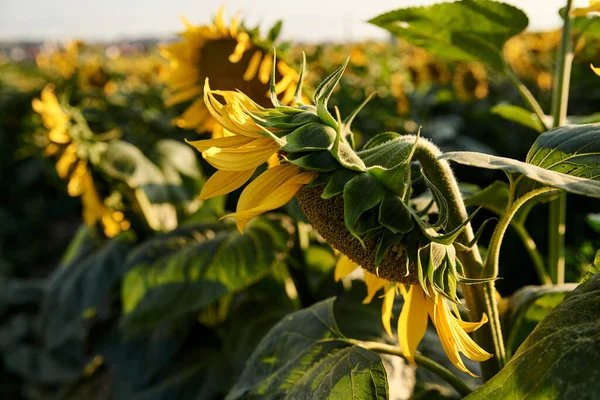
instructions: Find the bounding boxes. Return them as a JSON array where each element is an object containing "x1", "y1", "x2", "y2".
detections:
[
  {"x1": 398, "y1": 285, "x2": 430, "y2": 366},
  {"x1": 363, "y1": 271, "x2": 388, "y2": 304},
  {"x1": 199, "y1": 168, "x2": 255, "y2": 199},
  {"x1": 222, "y1": 163, "x2": 316, "y2": 232},
  {"x1": 334, "y1": 255, "x2": 359, "y2": 281},
  {"x1": 381, "y1": 283, "x2": 396, "y2": 338},
  {"x1": 432, "y1": 295, "x2": 492, "y2": 377}
]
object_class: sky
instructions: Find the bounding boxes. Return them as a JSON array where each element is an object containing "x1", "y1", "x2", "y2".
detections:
[{"x1": 0, "y1": 0, "x2": 592, "y2": 42}]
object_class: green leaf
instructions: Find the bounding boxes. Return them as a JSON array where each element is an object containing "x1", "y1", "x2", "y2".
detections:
[
  {"x1": 369, "y1": 0, "x2": 528, "y2": 70},
  {"x1": 41, "y1": 234, "x2": 135, "y2": 350},
  {"x1": 463, "y1": 180, "x2": 510, "y2": 216},
  {"x1": 491, "y1": 104, "x2": 545, "y2": 133},
  {"x1": 466, "y1": 273, "x2": 600, "y2": 399},
  {"x1": 503, "y1": 284, "x2": 577, "y2": 358},
  {"x1": 267, "y1": 20, "x2": 283, "y2": 42},
  {"x1": 226, "y1": 298, "x2": 389, "y2": 400},
  {"x1": 441, "y1": 151, "x2": 600, "y2": 198},
  {"x1": 120, "y1": 216, "x2": 293, "y2": 333}
]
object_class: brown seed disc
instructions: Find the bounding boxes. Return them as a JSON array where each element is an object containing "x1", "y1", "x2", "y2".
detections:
[{"x1": 296, "y1": 185, "x2": 418, "y2": 284}]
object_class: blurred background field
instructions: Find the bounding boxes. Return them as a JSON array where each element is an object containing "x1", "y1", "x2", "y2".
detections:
[{"x1": 2, "y1": 2, "x2": 600, "y2": 399}]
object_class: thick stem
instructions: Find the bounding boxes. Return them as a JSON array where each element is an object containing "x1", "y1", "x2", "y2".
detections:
[
  {"x1": 548, "y1": 0, "x2": 574, "y2": 284},
  {"x1": 349, "y1": 340, "x2": 473, "y2": 397},
  {"x1": 412, "y1": 138, "x2": 503, "y2": 381}
]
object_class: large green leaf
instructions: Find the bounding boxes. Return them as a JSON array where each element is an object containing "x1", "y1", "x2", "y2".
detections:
[
  {"x1": 120, "y1": 216, "x2": 293, "y2": 333},
  {"x1": 466, "y1": 273, "x2": 600, "y2": 399},
  {"x1": 227, "y1": 298, "x2": 389, "y2": 400},
  {"x1": 440, "y1": 152, "x2": 600, "y2": 198},
  {"x1": 503, "y1": 284, "x2": 577, "y2": 358},
  {"x1": 369, "y1": 0, "x2": 528, "y2": 70},
  {"x1": 41, "y1": 232, "x2": 134, "y2": 350}
]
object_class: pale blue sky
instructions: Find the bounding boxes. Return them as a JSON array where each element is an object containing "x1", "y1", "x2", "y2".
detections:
[{"x1": 0, "y1": 0, "x2": 590, "y2": 42}]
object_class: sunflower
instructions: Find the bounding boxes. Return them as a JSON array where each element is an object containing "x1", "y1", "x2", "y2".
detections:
[
  {"x1": 161, "y1": 7, "x2": 300, "y2": 137},
  {"x1": 190, "y1": 59, "x2": 492, "y2": 375},
  {"x1": 36, "y1": 40, "x2": 82, "y2": 79},
  {"x1": 453, "y1": 63, "x2": 488, "y2": 101},
  {"x1": 334, "y1": 255, "x2": 491, "y2": 377},
  {"x1": 32, "y1": 85, "x2": 130, "y2": 237},
  {"x1": 572, "y1": 0, "x2": 600, "y2": 16}
]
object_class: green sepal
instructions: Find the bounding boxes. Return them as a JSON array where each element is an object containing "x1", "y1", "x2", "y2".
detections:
[
  {"x1": 322, "y1": 169, "x2": 357, "y2": 199},
  {"x1": 360, "y1": 135, "x2": 418, "y2": 196},
  {"x1": 332, "y1": 140, "x2": 367, "y2": 171},
  {"x1": 341, "y1": 92, "x2": 375, "y2": 146},
  {"x1": 375, "y1": 231, "x2": 404, "y2": 269},
  {"x1": 343, "y1": 173, "x2": 386, "y2": 238},
  {"x1": 287, "y1": 151, "x2": 340, "y2": 172},
  {"x1": 422, "y1": 172, "x2": 449, "y2": 230},
  {"x1": 313, "y1": 56, "x2": 350, "y2": 129},
  {"x1": 411, "y1": 206, "x2": 481, "y2": 245},
  {"x1": 282, "y1": 122, "x2": 336, "y2": 153},
  {"x1": 363, "y1": 132, "x2": 402, "y2": 150},
  {"x1": 255, "y1": 111, "x2": 320, "y2": 130},
  {"x1": 378, "y1": 194, "x2": 414, "y2": 234},
  {"x1": 354, "y1": 209, "x2": 382, "y2": 236},
  {"x1": 293, "y1": 52, "x2": 307, "y2": 106}
]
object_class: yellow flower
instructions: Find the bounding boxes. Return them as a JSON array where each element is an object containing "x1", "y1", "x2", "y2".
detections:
[
  {"x1": 187, "y1": 80, "x2": 316, "y2": 232},
  {"x1": 32, "y1": 85, "x2": 129, "y2": 238},
  {"x1": 334, "y1": 255, "x2": 492, "y2": 377},
  {"x1": 32, "y1": 84, "x2": 71, "y2": 145},
  {"x1": 453, "y1": 63, "x2": 488, "y2": 101},
  {"x1": 572, "y1": 0, "x2": 600, "y2": 16},
  {"x1": 36, "y1": 40, "x2": 81, "y2": 79},
  {"x1": 161, "y1": 7, "x2": 299, "y2": 136},
  {"x1": 592, "y1": 64, "x2": 600, "y2": 76}
]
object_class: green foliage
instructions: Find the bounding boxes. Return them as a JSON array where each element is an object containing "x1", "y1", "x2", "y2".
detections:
[
  {"x1": 227, "y1": 298, "x2": 389, "y2": 400},
  {"x1": 369, "y1": 0, "x2": 528, "y2": 70},
  {"x1": 490, "y1": 104, "x2": 545, "y2": 133},
  {"x1": 120, "y1": 216, "x2": 294, "y2": 333},
  {"x1": 467, "y1": 273, "x2": 600, "y2": 399}
]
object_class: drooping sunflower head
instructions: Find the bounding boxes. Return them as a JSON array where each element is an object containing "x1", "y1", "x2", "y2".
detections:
[
  {"x1": 191, "y1": 57, "x2": 493, "y2": 376},
  {"x1": 161, "y1": 7, "x2": 300, "y2": 136},
  {"x1": 32, "y1": 85, "x2": 130, "y2": 238}
]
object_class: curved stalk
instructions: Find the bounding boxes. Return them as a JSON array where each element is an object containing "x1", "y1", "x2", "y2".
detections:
[
  {"x1": 349, "y1": 340, "x2": 473, "y2": 397},
  {"x1": 504, "y1": 67, "x2": 549, "y2": 131},
  {"x1": 512, "y1": 223, "x2": 552, "y2": 285},
  {"x1": 484, "y1": 187, "x2": 559, "y2": 278},
  {"x1": 407, "y1": 137, "x2": 503, "y2": 380}
]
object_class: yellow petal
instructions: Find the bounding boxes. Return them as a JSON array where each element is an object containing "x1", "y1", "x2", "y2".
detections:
[
  {"x1": 334, "y1": 255, "x2": 359, "y2": 281},
  {"x1": 398, "y1": 285, "x2": 430, "y2": 366},
  {"x1": 165, "y1": 85, "x2": 203, "y2": 106},
  {"x1": 381, "y1": 283, "x2": 396, "y2": 338},
  {"x1": 223, "y1": 163, "x2": 316, "y2": 232},
  {"x1": 267, "y1": 153, "x2": 280, "y2": 168},
  {"x1": 56, "y1": 144, "x2": 77, "y2": 179},
  {"x1": 202, "y1": 137, "x2": 279, "y2": 171},
  {"x1": 258, "y1": 54, "x2": 273, "y2": 84},
  {"x1": 186, "y1": 135, "x2": 255, "y2": 152},
  {"x1": 174, "y1": 100, "x2": 211, "y2": 130},
  {"x1": 572, "y1": 1, "x2": 600, "y2": 16},
  {"x1": 243, "y1": 51, "x2": 263, "y2": 81},
  {"x1": 67, "y1": 161, "x2": 88, "y2": 196},
  {"x1": 432, "y1": 295, "x2": 492, "y2": 377},
  {"x1": 363, "y1": 271, "x2": 388, "y2": 304},
  {"x1": 592, "y1": 64, "x2": 600, "y2": 76},
  {"x1": 199, "y1": 168, "x2": 255, "y2": 199},
  {"x1": 229, "y1": 32, "x2": 251, "y2": 63},
  {"x1": 214, "y1": 5, "x2": 227, "y2": 35}
]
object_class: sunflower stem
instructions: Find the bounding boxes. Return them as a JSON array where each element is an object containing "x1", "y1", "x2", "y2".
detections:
[
  {"x1": 504, "y1": 67, "x2": 548, "y2": 131},
  {"x1": 348, "y1": 340, "x2": 472, "y2": 397},
  {"x1": 412, "y1": 138, "x2": 503, "y2": 381},
  {"x1": 548, "y1": 0, "x2": 574, "y2": 285}
]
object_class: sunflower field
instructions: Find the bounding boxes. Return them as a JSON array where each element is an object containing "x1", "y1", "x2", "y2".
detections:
[{"x1": 2, "y1": 1, "x2": 600, "y2": 399}]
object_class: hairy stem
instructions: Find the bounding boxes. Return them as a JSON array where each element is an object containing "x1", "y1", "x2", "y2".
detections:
[
  {"x1": 548, "y1": 0, "x2": 574, "y2": 284},
  {"x1": 409, "y1": 137, "x2": 504, "y2": 381},
  {"x1": 349, "y1": 340, "x2": 473, "y2": 397}
]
